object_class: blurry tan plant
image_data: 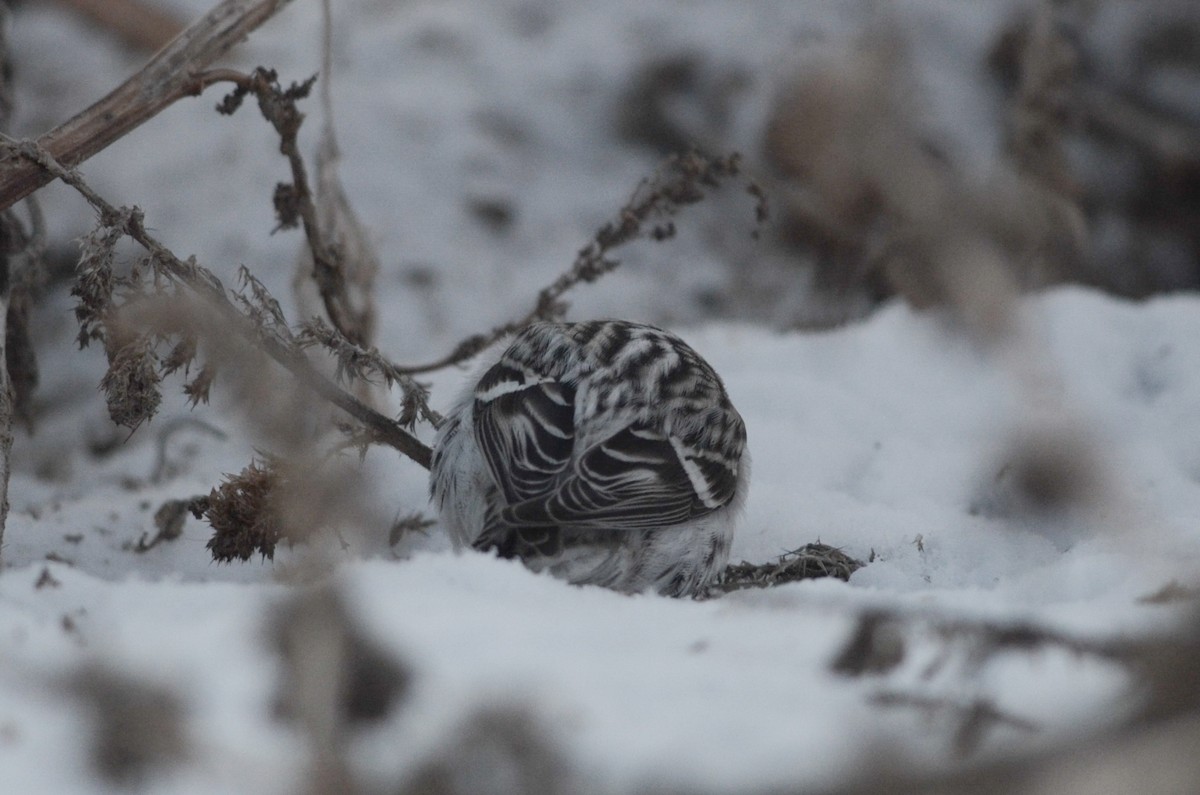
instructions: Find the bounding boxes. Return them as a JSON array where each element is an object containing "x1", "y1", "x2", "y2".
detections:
[
  {"x1": 66, "y1": 663, "x2": 189, "y2": 787},
  {"x1": 290, "y1": 0, "x2": 380, "y2": 373},
  {"x1": 763, "y1": 31, "x2": 1107, "y2": 527},
  {"x1": 763, "y1": 37, "x2": 1087, "y2": 340},
  {"x1": 991, "y1": 1, "x2": 1200, "y2": 297}
]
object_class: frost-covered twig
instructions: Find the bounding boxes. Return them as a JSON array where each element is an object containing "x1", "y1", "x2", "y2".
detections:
[
  {"x1": 6, "y1": 195, "x2": 45, "y2": 430},
  {"x1": 0, "y1": 0, "x2": 294, "y2": 211},
  {"x1": 394, "y1": 151, "x2": 766, "y2": 374},
  {"x1": 2, "y1": 136, "x2": 434, "y2": 469}
]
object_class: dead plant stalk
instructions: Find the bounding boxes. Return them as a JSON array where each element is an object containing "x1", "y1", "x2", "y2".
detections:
[
  {"x1": 2, "y1": 137, "x2": 433, "y2": 469},
  {"x1": 0, "y1": 0, "x2": 294, "y2": 211}
]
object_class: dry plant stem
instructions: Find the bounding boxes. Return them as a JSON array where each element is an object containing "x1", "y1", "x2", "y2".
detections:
[
  {"x1": 308, "y1": 0, "x2": 381, "y2": 349},
  {"x1": 0, "y1": 0, "x2": 294, "y2": 212},
  {"x1": 272, "y1": 93, "x2": 367, "y2": 348},
  {"x1": 7, "y1": 138, "x2": 433, "y2": 470},
  {"x1": 209, "y1": 68, "x2": 371, "y2": 346},
  {"x1": 395, "y1": 152, "x2": 756, "y2": 374}
]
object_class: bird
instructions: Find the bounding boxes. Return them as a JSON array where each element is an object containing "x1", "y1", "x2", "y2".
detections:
[{"x1": 430, "y1": 320, "x2": 748, "y2": 597}]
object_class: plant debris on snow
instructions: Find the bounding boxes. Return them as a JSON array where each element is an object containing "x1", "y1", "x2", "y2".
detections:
[{"x1": 713, "y1": 543, "x2": 865, "y2": 594}]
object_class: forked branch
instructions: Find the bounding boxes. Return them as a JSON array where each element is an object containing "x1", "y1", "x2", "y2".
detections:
[
  {"x1": 4, "y1": 136, "x2": 433, "y2": 469},
  {"x1": 0, "y1": 0, "x2": 294, "y2": 211}
]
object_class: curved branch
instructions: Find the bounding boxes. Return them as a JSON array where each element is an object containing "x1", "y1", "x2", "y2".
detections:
[
  {"x1": 392, "y1": 152, "x2": 759, "y2": 374},
  {"x1": 0, "y1": 0, "x2": 294, "y2": 211},
  {"x1": 5, "y1": 136, "x2": 433, "y2": 470}
]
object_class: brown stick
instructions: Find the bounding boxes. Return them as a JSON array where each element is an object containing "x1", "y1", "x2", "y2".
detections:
[{"x1": 0, "y1": 0, "x2": 294, "y2": 212}]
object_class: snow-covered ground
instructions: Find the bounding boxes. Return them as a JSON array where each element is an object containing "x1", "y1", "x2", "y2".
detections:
[{"x1": 2, "y1": 0, "x2": 1199, "y2": 792}]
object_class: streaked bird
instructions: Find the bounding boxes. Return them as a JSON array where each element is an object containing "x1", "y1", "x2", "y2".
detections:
[{"x1": 430, "y1": 320, "x2": 747, "y2": 597}]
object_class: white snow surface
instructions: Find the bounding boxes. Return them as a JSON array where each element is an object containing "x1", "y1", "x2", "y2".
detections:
[{"x1": 2, "y1": 0, "x2": 1199, "y2": 792}]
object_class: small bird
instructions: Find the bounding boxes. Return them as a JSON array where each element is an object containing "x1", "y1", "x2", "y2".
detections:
[{"x1": 430, "y1": 320, "x2": 748, "y2": 597}]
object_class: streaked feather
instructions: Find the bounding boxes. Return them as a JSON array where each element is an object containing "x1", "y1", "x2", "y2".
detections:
[{"x1": 430, "y1": 320, "x2": 747, "y2": 596}]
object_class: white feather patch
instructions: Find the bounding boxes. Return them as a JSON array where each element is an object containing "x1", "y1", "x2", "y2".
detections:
[{"x1": 669, "y1": 436, "x2": 724, "y2": 509}]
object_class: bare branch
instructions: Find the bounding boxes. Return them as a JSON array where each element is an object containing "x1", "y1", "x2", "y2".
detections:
[
  {"x1": 394, "y1": 151, "x2": 764, "y2": 374},
  {"x1": 3, "y1": 136, "x2": 433, "y2": 470},
  {"x1": 211, "y1": 67, "x2": 373, "y2": 346},
  {"x1": 305, "y1": 0, "x2": 381, "y2": 348},
  {"x1": 0, "y1": 0, "x2": 295, "y2": 211}
]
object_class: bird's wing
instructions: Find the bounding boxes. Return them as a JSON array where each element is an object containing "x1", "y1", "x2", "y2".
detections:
[
  {"x1": 500, "y1": 423, "x2": 738, "y2": 531},
  {"x1": 473, "y1": 360, "x2": 576, "y2": 506}
]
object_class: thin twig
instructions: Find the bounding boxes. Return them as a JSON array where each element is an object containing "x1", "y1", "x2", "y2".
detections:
[
  {"x1": 4, "y1": 136, "x2": 433, "y2": 470},
  {"x1": 394, "y1": 151, "x2": 763, "y2": 374},
  {"x1": 209, "y1": 67, "x2": 372, "y2": 346},
  {"x1": 0, "y1": 0, "x2": 294, "y2": 211},
  {"x1": 296, "y1": 317, "x2": 439, "y2": 427},
  {"x1": 150, "y1": 417, "x2": 227, "y2": 483}
]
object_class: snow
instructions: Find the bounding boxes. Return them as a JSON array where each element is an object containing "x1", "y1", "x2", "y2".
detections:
[{"x1": 2, "y1": 0, "x2": 1198, "y2": 792}]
